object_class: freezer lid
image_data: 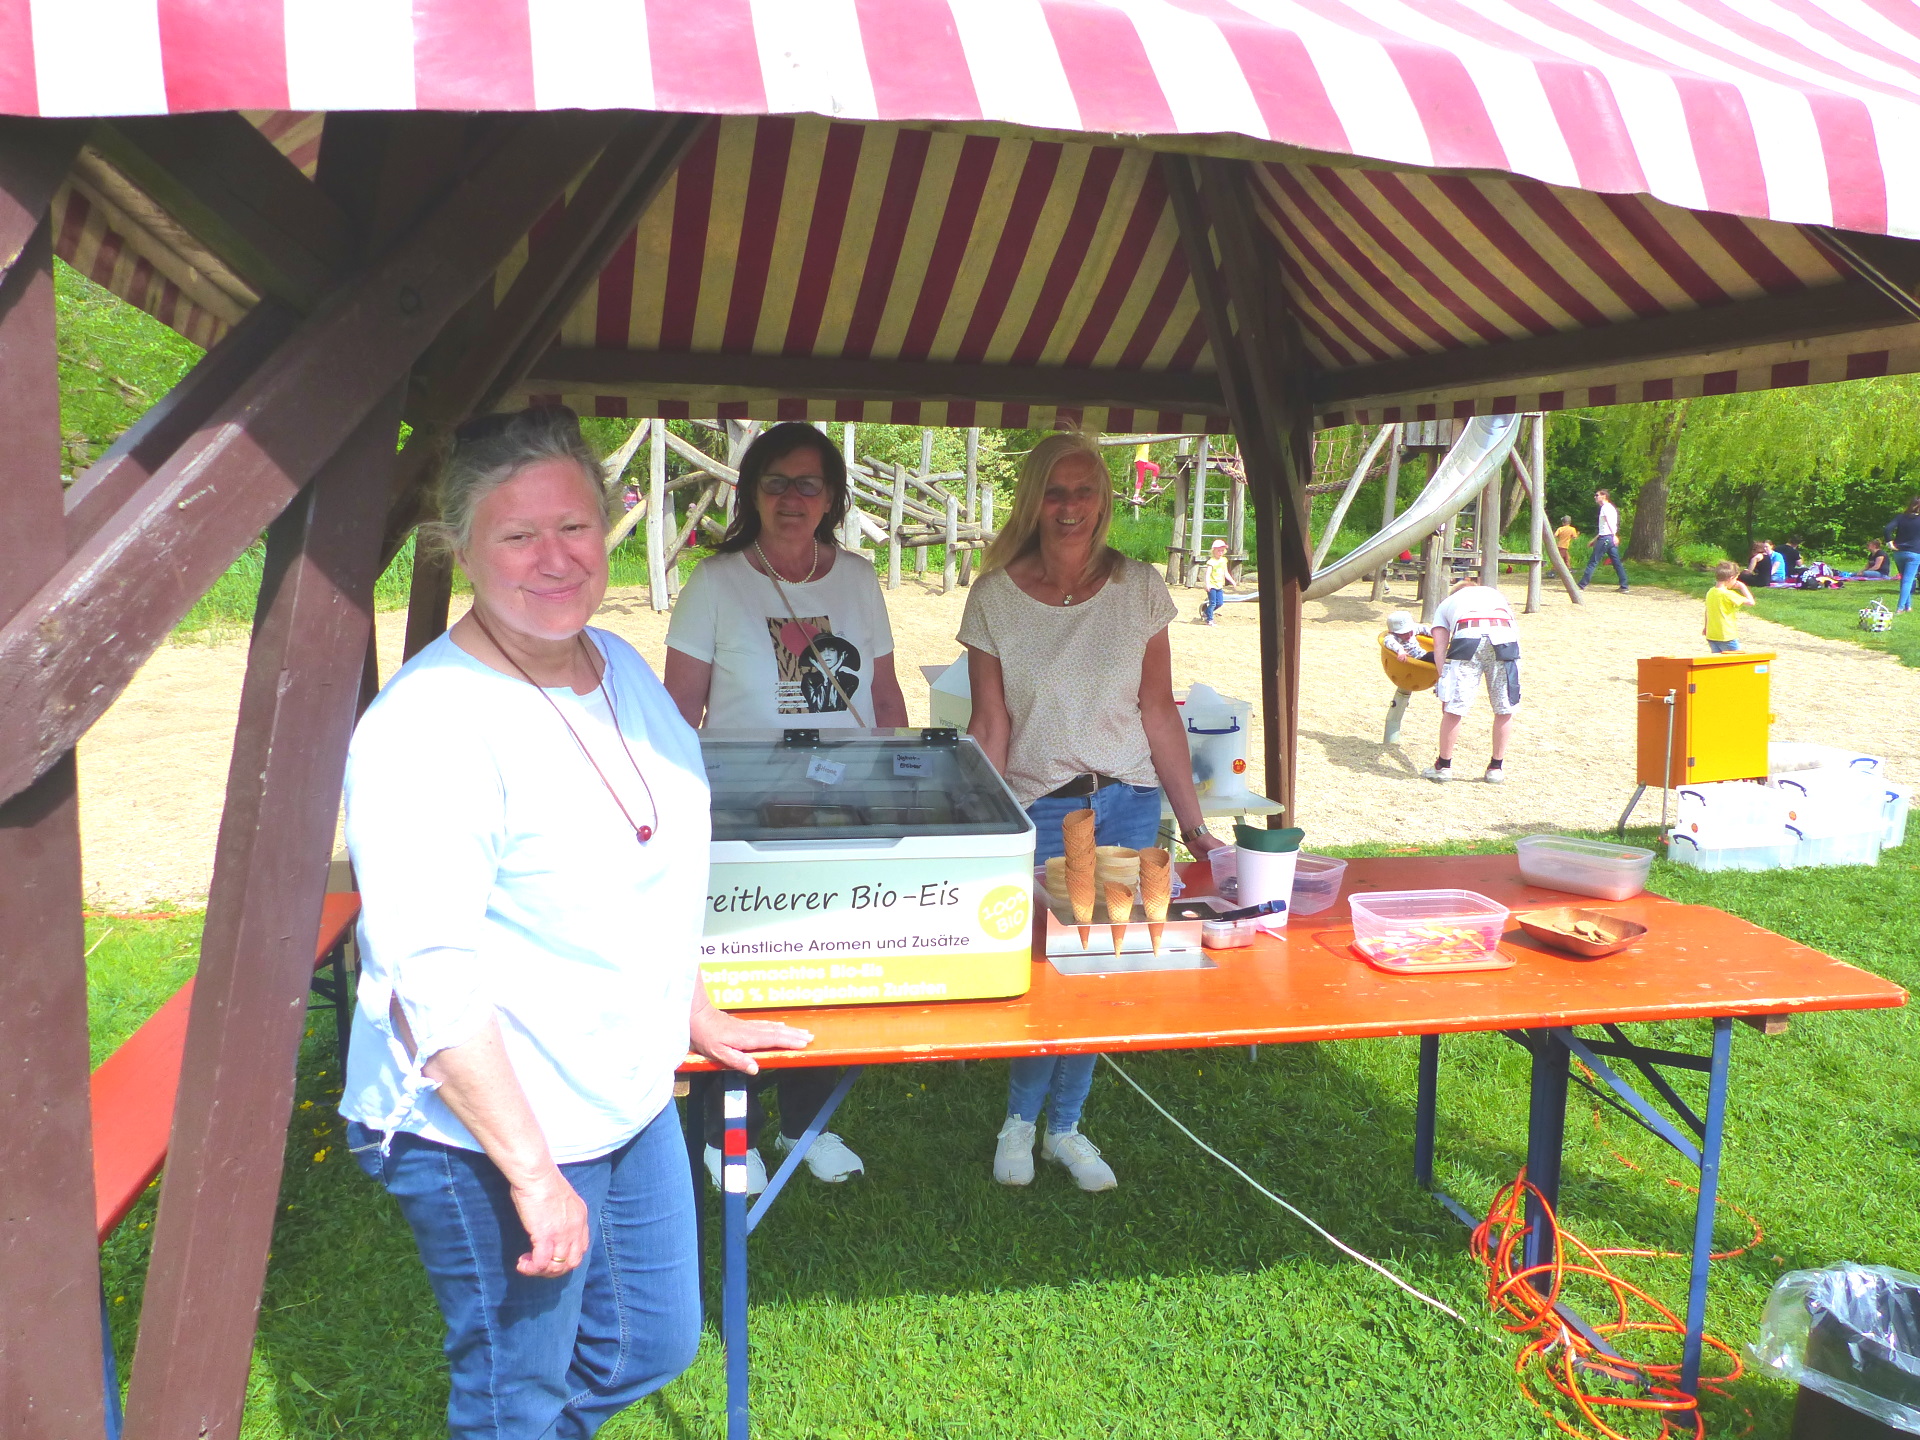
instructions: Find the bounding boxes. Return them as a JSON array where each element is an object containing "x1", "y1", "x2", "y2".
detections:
[{"x1": 700, "y1": 728, "x2": 1032, "y2": 843}]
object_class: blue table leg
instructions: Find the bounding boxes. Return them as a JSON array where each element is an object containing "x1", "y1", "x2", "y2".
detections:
[
  {"x1": 1414, "y1": 1034, "x2": 1439, "y2": 1190},
  {"x1": 1681, "y1": 1018, "x2": 1733, "y2": 1396},
  {"x1": 722, "y1": 1072, "x2": 749, "y2": 1440},
  {"x1": 1523, "y1": 1029, "x2": 1571, "y2": 1276},
  {"x1": 101, "y1": 1285, "x2": 123, "y2": 1439}
]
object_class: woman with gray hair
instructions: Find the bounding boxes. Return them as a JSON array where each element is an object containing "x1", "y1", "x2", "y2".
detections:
[{"x1": 340, "y1": 406, "x2": 811, "y2": 1438}]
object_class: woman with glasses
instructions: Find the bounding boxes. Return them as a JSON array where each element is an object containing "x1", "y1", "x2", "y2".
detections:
[{"x1": 664, "y1": 421, "x2": 906, "y2": 1194}]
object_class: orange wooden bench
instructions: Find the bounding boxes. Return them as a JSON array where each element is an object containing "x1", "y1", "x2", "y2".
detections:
[{"x1": 91, "y1": 891, "x2": 361, "y2": 1241}]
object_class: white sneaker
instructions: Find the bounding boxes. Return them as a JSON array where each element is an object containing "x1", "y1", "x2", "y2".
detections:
[
  {"x1": 1483, "y1": 766, "x2": 1507, "y2": 785},
  {"x1": 703, "y1": 1143, "x2": 768, "y2": 1196},
  {"x1": 775, "y1": 1130, "x2": 865, "y2": 1183},
  {"x1": 1420, "y1": 764, "x2": 1453, "y2": 782},
  {"x1": 994, "y1": 1118, "x2": 1036, "y2": 1186},
  {"x1": 1040, "y1": 1127, "x2": 1118, "y2": 1192}
]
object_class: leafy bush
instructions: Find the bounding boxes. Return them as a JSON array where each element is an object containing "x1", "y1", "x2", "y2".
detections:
[{"x1": 1671, "y1": 541, "x2": 1729, "y2": 569}]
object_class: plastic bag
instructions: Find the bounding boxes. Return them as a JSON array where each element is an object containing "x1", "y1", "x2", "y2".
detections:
[{"x1": 1751, "y1": 1264, "x2": 1920, "y2": 1433}]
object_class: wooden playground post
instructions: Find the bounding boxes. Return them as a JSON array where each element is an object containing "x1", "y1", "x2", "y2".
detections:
[
  {"x1": 887, "y1": 462, "x2": 905, "y2": 590},
  {"x1": 914, "y1": 430, "x2": 932, "y2": 577},
  {"x1": 943, "y1": 493, "x2": 958, "y2": 593},
  {"x1": 1168, "y1": 438, "x2": 1189, "y2": 584},
  {"x1": 1188, "y1": 434, "x2": 1209, "y2": 576},
  {"x1": 959, "y1": 426, "x2": 979, "y2": 585},
  {"x1": 1479, "y1": 451, "x2": 1501, "y2": 588},
  {"x1": 647, "y1": 417, "x2": 668, "y2": 611},
  {"x1": 1421, "y1": 528, "x2": 1446, "y2": 622},
  {"x1": 1226, "y1": 446, "x2": 1247, "y2": 579},
  {"x1": 1527, "y1": 414, "x2": 1546, "y2": 613},
  {"x1": 1369, "y1": 427, "x2": 1403, "y2": 602}
]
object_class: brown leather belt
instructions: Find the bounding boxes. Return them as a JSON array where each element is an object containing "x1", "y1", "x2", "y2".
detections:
[{"x1": 1043, "y1": 772, "x2": 1126, "y2": 800}]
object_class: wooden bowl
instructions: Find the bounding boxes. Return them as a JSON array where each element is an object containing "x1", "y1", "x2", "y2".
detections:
[{"x1": 1515, "y1": 906, "x2": 1648, "y2": 959}]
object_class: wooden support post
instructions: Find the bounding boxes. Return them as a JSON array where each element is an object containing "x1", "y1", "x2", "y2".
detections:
[
  {"x1": 1480, "y1": 461, "x2": 1501, "y2": 588},
  {"x1": 1421, "y1": 529, "x2": 1446, "y2": 622},
  {"x1": 0, "y1": 211, "x2": 105, "y2": 1440},
  {"x1": 647, "y1": 420, "x2": 669, "y2": 611},
  {"x1": 959, "y1": 427, "x2": 979, "y2": 585},
  {"x1": 665, "y1": 483, "x2": 682, "y2": 602},
  {"x1": 123, "y1": 388, "x2": 406, "y2": 1440},
  {"x1": 403, "y1": 541, "x2": 455, "y2": 660},
  {"x1": 943, "y1": 493, "x2": 959, "y2": 594},
  {"x1": 1168, "y1": 439, "x2": 1189, "y2": 585},
  {"x1": 888, "y1": 463, "x2": 905, "y2": 590},
  {"x1": 1527, "y1": 416, "x2": 1546, "y2": 613},
  {"x1": 1189, "y1": 434, "x2": 1209, "y2": 575},
  {"x1": 1165, "y1": 154, "x2": 1316, "y2": 820},
  {"x1": 1227, "y1": 451, "x2": 1248, "y2": 578},
  {"x1": 914, "y1": 430, "x2": 932, "y2": 578},
  {"x1": 1513, "y1": 445, "x2": 1583, "y2": 605},
  {"x1": 1370, "y1": 427, "x2": 1403, "y2": 602}
]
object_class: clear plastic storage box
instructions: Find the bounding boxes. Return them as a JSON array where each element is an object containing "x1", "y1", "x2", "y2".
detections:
[
  {"x1": 1349, "y1": 889, "x2": 1509, "y2": 965},
  {"x1": 1514, "y1": 835, "x2": 1653, "y2": 901},
  {"x1": 1666, "y1": 831, "x2": 1798, "y2": 873},
  {"x1": 1289, "y1": 853, "x2": 1348, "y2": 915},
  {"x1": 1886, "y1": 786, "x2": 1911, "y2": 850}
]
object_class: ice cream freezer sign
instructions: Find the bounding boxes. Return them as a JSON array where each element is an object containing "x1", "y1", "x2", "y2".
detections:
[{"x1": 699, "y1": 855, "x2": 1033, "y2": 1009}]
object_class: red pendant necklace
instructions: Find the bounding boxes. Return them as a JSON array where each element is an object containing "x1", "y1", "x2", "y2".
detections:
[{"x1": 469, "y1": 610, "x2": 660, "y2": 844}]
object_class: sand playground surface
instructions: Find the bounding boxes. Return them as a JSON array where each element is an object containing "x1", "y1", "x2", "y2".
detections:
[{"x1": 77, "y1": 570, "x2": 1920, "y2": 909}]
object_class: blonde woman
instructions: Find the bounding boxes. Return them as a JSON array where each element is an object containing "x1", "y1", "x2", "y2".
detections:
[{"x1": 956, "y1": 432, "x2": 1221, "y2": 1193}]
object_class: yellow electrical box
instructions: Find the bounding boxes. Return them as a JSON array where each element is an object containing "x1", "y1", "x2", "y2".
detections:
[{"x1": 1635, "y1": 653, "x2": 1773, "y2": 787}]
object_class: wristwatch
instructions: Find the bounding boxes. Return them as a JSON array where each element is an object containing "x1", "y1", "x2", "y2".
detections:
[{"x1": 1180, "y1": 823, "x2": 1214, "y2": 847}]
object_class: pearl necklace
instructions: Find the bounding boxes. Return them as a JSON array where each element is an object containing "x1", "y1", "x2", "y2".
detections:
[{"x1": 754, "y1": 538, "x2": 820, "y2": 585}]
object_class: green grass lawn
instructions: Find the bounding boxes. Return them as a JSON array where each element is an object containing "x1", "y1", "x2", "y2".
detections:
[{"x1": 90, "y1": 834, "x2": 1918, "y2": 1438}]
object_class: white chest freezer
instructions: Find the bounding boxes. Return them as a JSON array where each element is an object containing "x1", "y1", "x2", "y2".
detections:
[{"x1": 699, "y1": 729, "x2": 1036, "y2": 1009}]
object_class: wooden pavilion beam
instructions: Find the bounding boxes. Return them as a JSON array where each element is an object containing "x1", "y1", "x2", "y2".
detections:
[
  {"x1": 521, "y1": 347, "x2": 1227, "y2": 419},
  {"x1": 1164, "y1": 153, "x2": 1315, "y2": 819},
  {"x1": 382, "y1": 113, "x2": 711, "y2": 660},
  {"x1": 0, "y1": 110, "x2": 626, "y2": 809},
  {"x1": 0, "y1": 117, "x2": 85, "y2": 274},
  {"x1": 1807, "y1": 226, "x2": 1920, "y2": 323},
  {"x1": 0, "y1": 209, "x2": 104, "y2": 1440},
  {"x1": 123, "y1": 385, "x2": 406, "y2": 1440},
  {"x1": 89, "y1": 113, "x2": 355, "y2": 313},
  {"x1": 1315, "y1": 281, "x2": 1905, "y2": 410}
]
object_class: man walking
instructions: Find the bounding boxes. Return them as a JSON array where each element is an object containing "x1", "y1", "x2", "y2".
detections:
[{"x1": 1579, "y1": 489, "x2": 1630, "y2": 593}]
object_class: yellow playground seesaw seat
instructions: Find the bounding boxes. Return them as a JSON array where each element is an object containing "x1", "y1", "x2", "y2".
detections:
[{"x1": 1379, "y1": 630, "x2": 1439, "y2": 693}]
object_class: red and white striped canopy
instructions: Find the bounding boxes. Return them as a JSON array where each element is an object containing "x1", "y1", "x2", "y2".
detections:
[{"x1": 30, "y1": 1, "x2": 1920, "y2": 427}]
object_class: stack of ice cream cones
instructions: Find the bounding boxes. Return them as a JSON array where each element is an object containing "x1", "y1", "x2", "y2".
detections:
[
  {"x1": 1095, "y1": 845, "x2": 1140, "y2": 954},
  {"x1": 1062, "y1": 811, "x2": 1097, "y2": 945},
  {"x1": 1138, "y1": 847, "x2": 1172, "y2": 952}
]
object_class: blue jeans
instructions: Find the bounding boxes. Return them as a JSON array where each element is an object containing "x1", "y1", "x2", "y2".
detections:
[
  {"x1": 1707, "y1": 637, "x2": 1740, "y2": 653},
  {"x1": 1014, "y1": 782, "x2": 1163, "y2": 1131},
  {"x1": 348, "y1": 1105, "x2": 699, "y2": 1439},
  {"x1": 1896, "y1": 549, "x2": 1920, "y2": 611},
  {"x1": 1580, "y1": 534, "x2": 1629, "y2": 589},
  {"x1": 1202, "y1": 587, "x2": 1225, "y2": 621}
]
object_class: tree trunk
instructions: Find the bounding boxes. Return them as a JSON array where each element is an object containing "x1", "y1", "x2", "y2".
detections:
[{"x1": 1626, "y1": 408, "x2": 1684, "y2": 562}]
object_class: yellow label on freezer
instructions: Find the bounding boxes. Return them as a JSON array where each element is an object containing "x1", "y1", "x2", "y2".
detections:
[
  {"x1": 699, "y1": 946, "x2": 1031, "y2": 1010},
  {"x1": 702, "y1": 854, "x2": 1034, "y2": 1008}
]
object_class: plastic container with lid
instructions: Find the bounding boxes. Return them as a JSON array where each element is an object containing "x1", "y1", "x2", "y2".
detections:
[
  {"x1": 1514, "y1": 835, "x2": 1654, "y2": 901},
  {"x1": 1666, "y1": 831, "x2": 1797, "y2": 873},
  {"x1": 1885, "y1": 786, "x2": 1911, "y2": 850},
  {"x1": 1289, "y1": 853, "x2": 1348, "y2": 915},
  {"x1": 1349, "y1": 889, "x2": 1508, "y2": 969}
]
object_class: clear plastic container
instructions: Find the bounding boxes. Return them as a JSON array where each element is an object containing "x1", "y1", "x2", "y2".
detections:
[
  {"x1": 1514, "y1": 835, "x2": 1653, "y2": 901},
  {"x1": 1349, "y1": 889, "x2": 1508, "y2": 966},
  {"x1": 1789, "y1": 827, "x2": 1882, "y2": 869},
  {"x1": 1289, "y1": 853, "x2": 1348, "y2": 916},
  {"x1": 1666, "y1": 832, "x2": 1797, "y2": 873},
  {"x1": 1207, "y1": 845, "x2": 1238, "y2": 902},
  {"x1": 1768, "y1": 741, "x2": 1883, "y2": 776},
  {"x1": 1885, "y1": 786, "x2": 1911, "y2": 850}
]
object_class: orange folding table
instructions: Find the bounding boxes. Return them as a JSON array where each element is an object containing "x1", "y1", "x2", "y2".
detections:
[{"x1": 684, "y1": 854, "x2": 1903, "y2": 1439}]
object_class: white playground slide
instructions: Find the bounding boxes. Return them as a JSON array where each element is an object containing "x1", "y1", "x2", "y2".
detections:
[{"x1": 1302, "y1": 414, "x2": 1524, "y2": 601}]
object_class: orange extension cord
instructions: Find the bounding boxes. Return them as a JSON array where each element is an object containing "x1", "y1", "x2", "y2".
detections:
[{"x1": 1467, "y1": 1067, "x2": 1766, "y2": 1440}]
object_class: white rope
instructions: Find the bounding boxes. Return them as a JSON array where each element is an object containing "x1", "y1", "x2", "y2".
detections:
[{"x1": 1099, "y1": 1054, "x2": 1469, "y2": 1324}]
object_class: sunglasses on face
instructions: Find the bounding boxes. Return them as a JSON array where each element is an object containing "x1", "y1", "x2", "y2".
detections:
[{"x1": 760, "y1": 474, "x2": 827, "y2": 498}]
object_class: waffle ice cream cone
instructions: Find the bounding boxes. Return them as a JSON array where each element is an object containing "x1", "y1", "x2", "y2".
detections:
[
  {"x1": 1043, "y1": 856, "x2": 1069, "y2": 909},
  {"x1": 1138, "y1": 847, "x2": 1171, "y2": 953},
  {"x1": 1062, "y1": 811, "x2": 1096, "y2": 945},
  {"x1": 1104, "y1": 879, "x2": 1136, "y2": 954}
]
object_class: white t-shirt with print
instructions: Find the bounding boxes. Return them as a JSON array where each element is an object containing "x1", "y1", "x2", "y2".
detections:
[
  {"x1": 1431, "y1": 585, "x2": 1518, "y2": 649},
  {"x1": 667, "y1": 548, "x2": 895, "y2": 730}
]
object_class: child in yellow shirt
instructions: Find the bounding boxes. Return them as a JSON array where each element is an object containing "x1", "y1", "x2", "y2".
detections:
[
  {"x1": 1704, "y1": 560, "x2": 1754, "y2": 652},
  {"x1": 1553, "y1": 516, "x2": 1576, "y2": 569}
]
